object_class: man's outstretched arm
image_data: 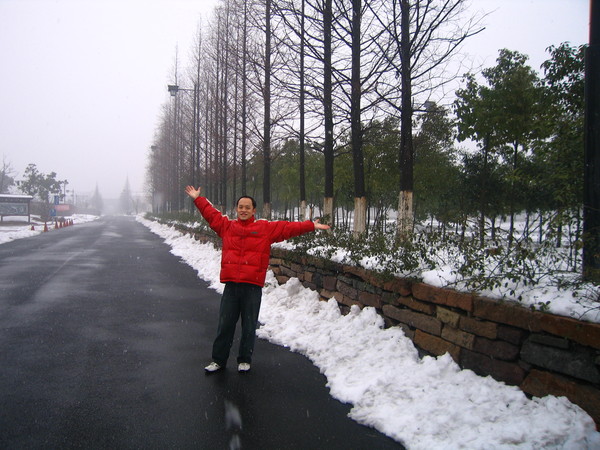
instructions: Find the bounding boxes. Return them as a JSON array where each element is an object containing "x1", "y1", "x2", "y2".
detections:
[
  {"x1": 185, "y1": 185, "x2": 201, "y2": 199},
  {"x1": 184, "y1": 185, "x2": 229, "y2": 236},
  {"x1": 313, "y1": 219, "x2": 330, "y2": 230}
]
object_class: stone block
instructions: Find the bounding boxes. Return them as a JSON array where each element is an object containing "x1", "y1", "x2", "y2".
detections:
[
  {"x1": 382, "y1": 292, "x2": 400, "y2": 306},
  {"x1": 521, "y1": 370, "x2": 600, "y2": 428},
  {"x1": 382, "y1": 305, "x2": 442, "y2": 336},
  {"x1": 303, "y1": 271, "x2": 313, "y2": 283},
  {"x1": 437, "y1": 307, "x2": 461, "y2": 327},
  {"x1": 529, "y1": 333, "x2": 570, "y2": 350},
  {"x1": 520, "y1": 339, "x2": 600, "y2": 384},
  {"x1": 460, "y1": 349, "x2": 526, "y2": 386},
  {"x1": 336, "y1": 279, "x2": 358, "y2": 300},
  {"x1": 281, "y1": 266, "x2": 297, "y2": 279},
  {"x1": 539, "y1": 313, "x2": 600, "y2": 350},
  {"x1": 336, "y1": 293, "x2": 362, "y2": 308},
  {"x1": 412, "y1": 283, "x2": 473, "y2": 312},
  {"x1": 338, "y1": 274, "x2": 354, "y2": 286},
  {"x1": 382, "y1": 277, "x2": 412, "y2": 296},
  {"x1": 319, "y1": 289, "x2": 335, "y2": 300},
  {"x1": 275, "y1": 275, "x2": 289, "y2": 285},
  {"x1": 342, "y1": 265, "x2": 375, "y2": 284},
  {"x1": 459, "y1": 315, "x2": 498, "y2": 340},
  {"x1": 473, "y1": 336, "x2": 520, "y2": 361},
  {"x1": 311, "y1": 271, "x2": 323, "y2": 288},
  {"x1": 323, "y1": 276, "x2": 337, "y2": 291},
  {"x1": 358, "y1": 291, "x2": 382, "y2": 309},
  {"x1": 473, "y1": 296, "x2": 542, "y2": 332},
  {"x1": 414, "y1": 329, "x2": 461, "y2": 362},
  {"x1": 496, "y1": 324, "x2": 526, "y2": 345},
  {"x1": 397, "y1": 296, "x2": 435, "y2": 315},
  {"x1": 397, "y1": 323, "x2": 415, "y2": 340},
  {"x1": 302, "y1": 281, "x2": 317, "y2": 291},
  {"x1": 442, "y1": 326, "x2": 475, "y2": 350},
  {"x1": 270, "y1": 247, "x2": 288, "y2": 259}
]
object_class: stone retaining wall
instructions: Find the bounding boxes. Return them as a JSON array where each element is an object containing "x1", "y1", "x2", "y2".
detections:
[{"x1": 269, "y1": 246, "x2": 600, "y2": 428}]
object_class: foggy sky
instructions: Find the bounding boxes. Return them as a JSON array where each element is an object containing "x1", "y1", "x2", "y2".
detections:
[{"x1": 0, "y1": 0, "x2": 588, "y2": 201}]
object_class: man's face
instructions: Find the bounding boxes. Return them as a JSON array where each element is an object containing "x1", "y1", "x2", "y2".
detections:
[{"x1": 236, "y1": 198, "x2": 255, "y2": 221}]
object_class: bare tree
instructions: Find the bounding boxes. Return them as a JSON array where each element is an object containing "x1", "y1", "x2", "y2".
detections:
[
  {"x1": 334, "y1": 0, "x2": 390, "y2": 235},
  {"x1": 0, "y1": 156, "x2": 15, "y2": 194},
  {"x1": 372, "y1": 0, "x2": 483, "y2": 238},
  {"x1": 263, "y1": 0, "x2": 273, "y2": 219}
]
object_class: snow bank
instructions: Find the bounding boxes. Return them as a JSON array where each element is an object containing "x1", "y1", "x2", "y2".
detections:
[{"x1": 138, "y1": 217, "x2": 600, "y2": 449}]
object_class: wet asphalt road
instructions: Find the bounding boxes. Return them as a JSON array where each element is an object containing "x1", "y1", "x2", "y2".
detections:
[{"x1": 0, "y1": 216, "x2": 401, "y2": 449}]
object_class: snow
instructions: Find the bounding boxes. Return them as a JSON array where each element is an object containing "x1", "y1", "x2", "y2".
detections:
[
  {"x1": 0, "y1": 214, "x2": 98, "y2": 245},
  {"x1": 1, "y1": 214, "x2": 597, "y2": 447},
  {"x1": 136, "y1": 217, "x2": 600, "y2": 449}
]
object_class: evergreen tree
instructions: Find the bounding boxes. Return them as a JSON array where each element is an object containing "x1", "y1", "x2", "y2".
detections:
[
  {"x1": 454, "y1": 50, "x2": 546, "y2": 246},
  {"x1": 535, "y1": 43, "x2": 585, "y2": 236},
  {"x1": 120, "y1": 178, "x2": 133, "y2": 215},
  {"x1": 90, "y1": 184, "x2": 104, "y2": 215},
  {"x1": 413, "y1": 102, "x2": 460, "y2": 225}
]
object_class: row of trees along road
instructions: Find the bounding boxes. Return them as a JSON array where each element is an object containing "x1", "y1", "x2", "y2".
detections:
[
  {"x1": 147, "y1": 0, "x2": 483, "y2": 229},
  {"x1": 146, "y1": 0, "x2": 593, "y2": 280}
]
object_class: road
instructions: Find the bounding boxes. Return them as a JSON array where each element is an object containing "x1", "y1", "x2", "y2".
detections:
[{"x1": 0, "y1": 216, "x2": 401, "y2": 449}]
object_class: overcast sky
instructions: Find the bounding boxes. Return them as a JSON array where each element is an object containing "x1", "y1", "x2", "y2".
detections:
[{"x1": 0, "y1": 0, "x2": 589, "y2": 200}]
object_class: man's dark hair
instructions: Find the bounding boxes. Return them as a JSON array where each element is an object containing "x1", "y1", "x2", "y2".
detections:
[{"x1": 237, "y1": 195, "x2": 257, "y2": 209}]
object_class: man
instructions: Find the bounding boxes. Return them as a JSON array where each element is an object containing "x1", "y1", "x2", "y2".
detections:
[{"x1": 185, "y1": 185, "x2": 330, "y2": 373}]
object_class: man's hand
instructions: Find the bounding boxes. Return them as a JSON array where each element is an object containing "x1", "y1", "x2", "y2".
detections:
[
  {"x1": 313, "y1": 219, "x2": 331, "y2": 230},
  {"x1": 185, "y1": 186, "x2": 201, "y2": 199}
]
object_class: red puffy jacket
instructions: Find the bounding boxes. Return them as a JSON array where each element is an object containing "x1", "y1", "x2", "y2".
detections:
[{"x1": 194, "y1": 197, "x2": 315, "y2": 287}]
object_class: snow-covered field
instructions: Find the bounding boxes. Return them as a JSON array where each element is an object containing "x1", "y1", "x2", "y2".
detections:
[
  {"x1": 0, "y1": 214, "x2": 98, "y2": 245},
  {"x1": 137, "y1": 216, "x2": 600, "y2": 450}
]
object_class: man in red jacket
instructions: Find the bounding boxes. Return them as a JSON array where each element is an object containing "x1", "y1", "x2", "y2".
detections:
[{"x1": 185, "y1": 185, "x2": 330, "y2": 373}]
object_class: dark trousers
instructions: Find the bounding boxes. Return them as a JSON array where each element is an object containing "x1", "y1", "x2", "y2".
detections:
[{"x1": 212, "y1": 282, "x2": 262, "y2": 366}]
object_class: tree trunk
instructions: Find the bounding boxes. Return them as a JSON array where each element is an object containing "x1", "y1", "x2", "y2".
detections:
[
  {"x1": 299, "y1": 199, "x2": 307, "y2": 221},
  {"x1": 241, "y1": 0, "x2": 248, "y2": 195},
  {"x1": 397, "y1": 0, "x2": 413, "y2": 239},
  {"x1": 323, "y1": 197, "x2": 334, "y2": 224},
  {"x1": 508, "y1": 141, "x2": 519, "y2": 247},
  {"x1": 323, "y1": 0, "x2": 334, "y2": 226},
  {"x1": 479, "y1": 136, "x2": 490, "y2": 247},
  {"x1": 351, "y1": 0, "x2": 366, "y2": 237},
  {"x1": 354, "y1": 197, "x2": 367, "y2": 236},
  {"x1": 263, "y1": 0, "x2": 272, "y2": 219},
  {"x1": 397, "y1": 190, "x2": 413, "y2": 238},
  {"x1": 299, "y1": 0, "x2": 307, "y2": 221}
]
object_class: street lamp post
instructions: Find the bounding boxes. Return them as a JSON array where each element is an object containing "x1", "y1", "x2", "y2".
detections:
[
  {"x1": 167, "y1": 83, "x2": 199, "y2": 212},
  {"x1": 584, "y1": 0, "x2": 600, "y2": 281}
]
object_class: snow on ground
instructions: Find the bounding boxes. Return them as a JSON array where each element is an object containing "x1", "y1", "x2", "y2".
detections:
[
  {"x1": 0, "y1": 214, "x2": 98, "y2": 245},
  {"x1": 137, "y1": 217, "x2": 600, "y2": 450}
]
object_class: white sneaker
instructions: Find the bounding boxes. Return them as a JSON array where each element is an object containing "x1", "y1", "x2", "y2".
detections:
[
  {"x1": 238, "y1": 363, "x2": 251, "y2": 372},
  {"x1": 205, "y1": 362, "x2": 222, "y2": 373}
]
